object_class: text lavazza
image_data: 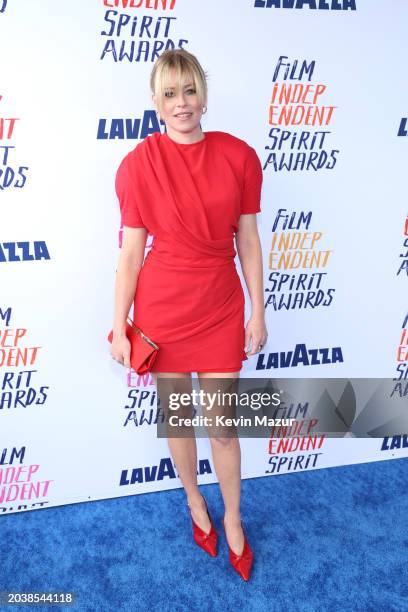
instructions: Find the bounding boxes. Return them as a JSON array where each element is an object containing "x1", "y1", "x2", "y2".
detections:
[{"x1": 168, "y1": 415, "x2": 294, "y2": 427}]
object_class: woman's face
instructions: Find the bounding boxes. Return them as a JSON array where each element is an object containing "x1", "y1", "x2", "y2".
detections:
[{"x1": 153, "y1": 69, "x2": 204, "y2": 136}]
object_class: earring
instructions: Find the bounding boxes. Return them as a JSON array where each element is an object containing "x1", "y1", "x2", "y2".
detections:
[{"x1": 202, "y1": 106, "x2": 207, "y2": 114}]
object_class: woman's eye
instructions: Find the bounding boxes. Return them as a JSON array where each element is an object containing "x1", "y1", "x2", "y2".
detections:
[{"x1": 164, "y1": 88, "x2": 195, "y2": 97}]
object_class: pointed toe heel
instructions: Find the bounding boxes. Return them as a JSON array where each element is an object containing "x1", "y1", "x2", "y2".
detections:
[
  {"x1": 188, "y1": 496, "x2": 218, "y2": 557},
  {"x1": 222, "y1": 519, "x2": 254, "y2": 581}
]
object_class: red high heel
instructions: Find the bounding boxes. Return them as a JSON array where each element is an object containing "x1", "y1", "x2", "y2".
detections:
[
  {"x1": 188, "y1": 496, "x2": 218, "y2": 557},
  {"x1": 222, "y1": 519, "x2": 254, "y2": 581}
]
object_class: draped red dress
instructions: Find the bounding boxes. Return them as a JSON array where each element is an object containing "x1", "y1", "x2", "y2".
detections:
[{"x1": 115, "y1": 130, "x2": 263, "y2": 373}]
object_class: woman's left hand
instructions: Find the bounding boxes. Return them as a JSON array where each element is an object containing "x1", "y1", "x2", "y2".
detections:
[{"x1": 244, "y1": 315, "x2": 268, "y2": 356}]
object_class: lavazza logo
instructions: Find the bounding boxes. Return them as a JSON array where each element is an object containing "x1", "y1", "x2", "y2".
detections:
[{"x1": 253, "y1": 0, "x2": 356, "y2": 10}]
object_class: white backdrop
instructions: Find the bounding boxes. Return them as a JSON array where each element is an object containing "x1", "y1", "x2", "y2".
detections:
[{"x1": 1, "y1": 0, "x2": 407, "y2": 515}]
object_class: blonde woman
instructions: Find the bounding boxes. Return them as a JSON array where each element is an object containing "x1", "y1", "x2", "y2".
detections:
[{"x1": 111, "y1": 49, "x2": 267, "y2": 581}]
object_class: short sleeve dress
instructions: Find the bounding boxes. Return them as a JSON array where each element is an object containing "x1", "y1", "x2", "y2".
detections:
[{"x1": 115, "y1": 130, "x2": 263, "y2": 373}]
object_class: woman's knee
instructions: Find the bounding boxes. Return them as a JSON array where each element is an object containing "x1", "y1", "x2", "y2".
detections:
[{"x1": 208, "y1": 434, "x2": 237, "y2": 448}]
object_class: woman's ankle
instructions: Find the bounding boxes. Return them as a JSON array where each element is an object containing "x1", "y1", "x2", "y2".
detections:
[
  {"x1": 223, "y1": 511, "x2": 241, "y2": 527},
  {"x1": 187, "y1": 491, "x2": 205, "y2": 508}
]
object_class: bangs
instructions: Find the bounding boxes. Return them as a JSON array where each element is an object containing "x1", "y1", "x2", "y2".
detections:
[
  {"x1": 159, "y1": 62, "x2": 196, "y2": 97},
  {"x1": 151, "y1": 50, "x2": 207, "y2": 111}
]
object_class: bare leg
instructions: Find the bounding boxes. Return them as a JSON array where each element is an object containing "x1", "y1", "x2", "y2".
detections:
[
  {"x1": 152, "y1": 371, "x2": 211, "y2": 534},
  {"x1": 197, "y1": 371, "x2": 244, "y2": 555}
]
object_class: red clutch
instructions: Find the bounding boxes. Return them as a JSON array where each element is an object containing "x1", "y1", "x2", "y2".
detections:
[{"x1": 108, "y1": 317, "x2": 159, "y2": 374}]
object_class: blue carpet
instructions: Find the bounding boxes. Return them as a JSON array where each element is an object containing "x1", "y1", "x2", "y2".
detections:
[{"x1": 1, "y1": 457, "x2": 407, "y2": 612}]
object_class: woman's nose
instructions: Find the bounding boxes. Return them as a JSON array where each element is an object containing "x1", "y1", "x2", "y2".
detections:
[{"x1": 175, "y1": 92, "x2": 187, "y2": 105}]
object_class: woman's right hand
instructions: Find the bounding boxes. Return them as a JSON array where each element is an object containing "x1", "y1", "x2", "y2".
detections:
[{"x1": 110, "y1": 333, "x2": 131, "y2": 368}]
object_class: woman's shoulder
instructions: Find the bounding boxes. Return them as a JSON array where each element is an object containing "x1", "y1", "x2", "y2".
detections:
[
  {"x1": 205, "y1": 131, "x2": 257, "y2": 161},
  {"x1": 117, "y1": 132, "x2": 157, "y2": 168},
  {"x1": 118, "y1": 130, "x2": 254, "y2": 164},
  {"x1": 206, "y1": 131, "x2": 254, "y2": 152}
]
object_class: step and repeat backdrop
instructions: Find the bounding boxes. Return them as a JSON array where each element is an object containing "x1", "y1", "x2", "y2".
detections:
[{"x1": 1, "y1": 0, "x2": 408, "y2": 515}]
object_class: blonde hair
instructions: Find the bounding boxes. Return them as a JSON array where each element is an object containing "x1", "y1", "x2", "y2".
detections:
[{"x1": 150, "y1": 49, "x2": 208, "y2": 115}]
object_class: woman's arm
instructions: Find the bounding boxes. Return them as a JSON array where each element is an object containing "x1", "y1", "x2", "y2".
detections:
[
  {"x1": 235, "y1": 214, "x2": 268, "y2": 357},
  {"x1": 111, "y1": 226, "x2": 148, "y2": 366}
]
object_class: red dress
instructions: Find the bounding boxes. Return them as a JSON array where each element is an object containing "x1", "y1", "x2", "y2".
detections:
[{"x1": 115, "y1": 130, "x2": 263, "y2": 373}]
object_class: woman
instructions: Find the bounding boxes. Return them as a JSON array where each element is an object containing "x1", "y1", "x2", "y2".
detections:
[{"x1": 110, "y1": 49, "x2": 267, "y2": 581}]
